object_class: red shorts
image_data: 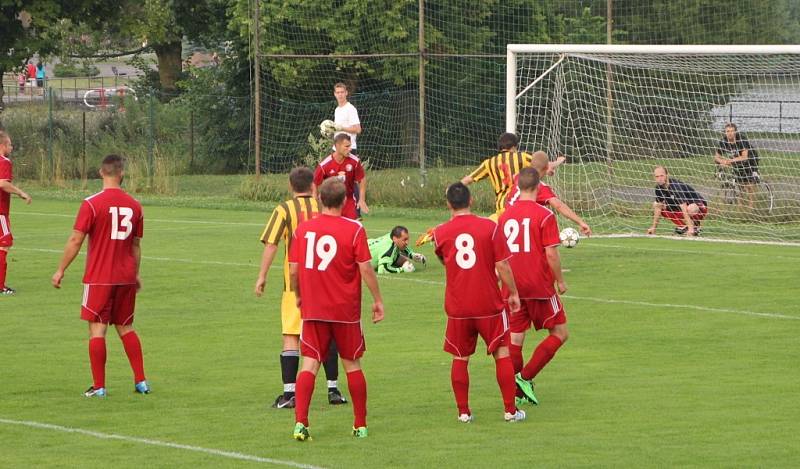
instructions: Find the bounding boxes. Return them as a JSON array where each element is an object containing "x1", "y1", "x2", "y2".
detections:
[
  {"x1": 509, "y1": 296, "x2": 567, "y2": 334},
  {"x1": 301, "y1": 320, "x2": 365, "y2": 361},
  {"x1": 0, "y1": 214, "x2": 12, "y2": 247},
  {"x1": 80, "y1": 284, "x2": 138, "y2": 325},
  {"x1": 661, "y1": 204, "x2": 708, "y2": 227},
  {"x1": 443, "y1": 312, "x2": 509, "y2": 358}
]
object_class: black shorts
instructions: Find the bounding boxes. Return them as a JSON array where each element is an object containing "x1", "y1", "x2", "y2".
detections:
[{"x1": 732, "y1": 166, "x2": 758, "y2": 184}]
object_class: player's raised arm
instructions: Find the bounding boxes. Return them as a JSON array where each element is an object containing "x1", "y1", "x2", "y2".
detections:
[{"x1": 549, "y1": 198, "x2": 591, "y2": 236}]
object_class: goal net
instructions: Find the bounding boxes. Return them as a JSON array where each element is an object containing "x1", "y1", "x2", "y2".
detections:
[{"x1": 508, "y1": 45, "x2": 800, "y2": 244}]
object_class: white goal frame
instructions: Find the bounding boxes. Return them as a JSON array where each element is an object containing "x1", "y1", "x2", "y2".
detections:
[{"x1": 506, "y1": 44, "x2": 800, "y2": 134}]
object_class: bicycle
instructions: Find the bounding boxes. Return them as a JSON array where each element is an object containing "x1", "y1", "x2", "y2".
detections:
[{"x1": 716, "y1": 165, "x2": 774, "y2": 214}]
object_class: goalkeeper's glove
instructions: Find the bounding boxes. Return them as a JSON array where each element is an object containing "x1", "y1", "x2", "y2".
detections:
[{"x1": 412, "y1": 253, "x2": 427, "y2": 265}]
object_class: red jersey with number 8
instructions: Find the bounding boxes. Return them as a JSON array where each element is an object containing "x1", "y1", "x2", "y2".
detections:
[
  {"x1": 74, "y1": 188, "x2": 143, "y2": 285},
  {"x1": 433, "y1": 214, "x2": 511, "y2": 319},
  {"x1": 288, "y1": 214, "x2": 371, "y2": 323}
]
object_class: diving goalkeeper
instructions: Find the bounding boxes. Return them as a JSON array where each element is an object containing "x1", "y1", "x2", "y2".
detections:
[{"x1": 368, "y1": 226, "x2": 426, "y2": 274}]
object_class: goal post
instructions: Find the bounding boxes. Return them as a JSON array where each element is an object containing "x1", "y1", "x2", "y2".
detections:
[{"x1": 507, "y1": 44, "x2": 800, "y2": 244}]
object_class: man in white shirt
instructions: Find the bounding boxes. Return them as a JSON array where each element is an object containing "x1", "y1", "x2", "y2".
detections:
[
  {"x1": 333, "y1": 82, "x2": 364, "y2": 217},
  {"x1": 333, "y1": 83, "x2": 362, "y2": 153}
]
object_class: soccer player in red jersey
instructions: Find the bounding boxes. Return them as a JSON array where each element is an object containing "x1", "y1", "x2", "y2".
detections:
[
  {"x1": 0, "y1": 131, "x2": 32, "y2": 296},
  {"x1": 52, "y1": 154, "x2": 149, "y2": 398},
  {"x1": 288, "y1": 178, "x2": 384, "y2": 441},
  {"x1": 432, "y1": 182, "x2": 525, "y2": 423},
  {"x1": 498, "y1": 168, "x2": 569, "y2": 405},
  {"x1": 312, "y1": 133, "x2": 368, "y2": 220},
  {"x1": 506, "y1": 151, "x2": 591, "y2": 237}
]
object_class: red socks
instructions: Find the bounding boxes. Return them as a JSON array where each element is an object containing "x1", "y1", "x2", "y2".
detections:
[
  {"x1": 509, "y1": 343, "x2": 524, "y2": 373},
  {"x1": 294, "y1": 370, "x2": 316, "y2": 427},
  {"x1": 0, "y1": 249, "x2": 7, "y2": 289},
  {"x1": 88, "y1": 337, "x2": 107, "y2": 389},
  {"x1": 346, "y1": 370, "x2": 367, "y2": 428},
  {"x1": 450, "y1": 359, "x2": 470, "y2": 415},
  {"x1": 120, "y1": 331, "x2": 146, "y2": 383},
  {"x1": 521, "y1": 335, "x2": 563, "y2": 381},
  {"x1": 495, "y1": 356, "x2": 517, "y2": 413}
]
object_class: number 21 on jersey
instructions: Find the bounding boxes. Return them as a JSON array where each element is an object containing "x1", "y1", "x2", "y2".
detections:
[
  {"x1": 109, "y1": 206, "x2": 134, "y2": 240},
  {"x1": 503, "y1": 218, "x2": 530, "y2": 253},
  {"x1": 304, "y1": 231, "x2": 337, "y2": 271}
]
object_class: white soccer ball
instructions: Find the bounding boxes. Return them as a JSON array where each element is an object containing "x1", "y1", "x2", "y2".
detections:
[
  {"x1": 559, "y1": 227, "x2": 579, "y2": 248},
  {"x1": 401, "y1": 260, "x2": 416, "y2": 273},
  {"x1": 319, "y1": 119, "x2": 336, "y2": 138}
]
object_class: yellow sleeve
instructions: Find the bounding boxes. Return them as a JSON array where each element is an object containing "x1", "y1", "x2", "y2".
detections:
[
  {"x1": 259, "y1": 205, "x2": 287, "y2": 245},
  {"x1": 467, "y1": 159, "x2": 490, "y2": 182}
]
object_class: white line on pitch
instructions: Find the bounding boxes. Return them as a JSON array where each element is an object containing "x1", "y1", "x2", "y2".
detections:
[
  {"x1": 0, "y1": 418, "x2": 324, "y2": 469},
  {"x1": 380, "y1": 275, "x2": 800, "y2": 320}
]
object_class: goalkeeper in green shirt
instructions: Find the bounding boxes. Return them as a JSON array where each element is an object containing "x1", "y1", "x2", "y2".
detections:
[{"x1": 369, "y1": 226, "x2": 426, "y2": 273}]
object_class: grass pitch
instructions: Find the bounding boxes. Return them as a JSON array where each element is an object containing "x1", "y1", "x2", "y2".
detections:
[{"x1": 1, "y1": 193, "x2": 799, "y2": 468}]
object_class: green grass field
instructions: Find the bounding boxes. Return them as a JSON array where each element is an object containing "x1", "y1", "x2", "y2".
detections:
[{"x1": 2, "y1": 191, "x2": 800, "y2": 468}]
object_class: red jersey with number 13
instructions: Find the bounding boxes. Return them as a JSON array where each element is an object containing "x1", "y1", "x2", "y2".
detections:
[
  {"x1": 288, "y1": 214, "x2": 371, "y2": 323},
  {"x1": 433, "y1": 214, "x2": 511, "y2": 318},
  {"x1": 74, "y1": 188, "x2": 143, "y2": 285}
]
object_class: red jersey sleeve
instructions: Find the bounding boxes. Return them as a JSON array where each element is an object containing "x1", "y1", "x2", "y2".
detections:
[
  {"x1": 287, "y1": 230, "x2": 301, "y2": 264},
  {"x1": 541, "y1": 213, "x2": 560, "y2": 247},
  {"x1": 73, "y1": 201, "x2": 95, "y2": 234},
  {"x1": 354, "y1": 160, "x2": 365, "y2": 182},
  {"x1": 313, "y1": 164, "x2": 325, "y2": 186},
  {"x1": 0, "y1": 159, "x2": 11, "y2": 180},
  {"x1": 492, "y1": 223, "x2": 512, "y2": 262},
  {"x1": 353, "y1": 227, "x2": 371, "y2": 263},
  {"x1": 537, "y1": 184, "x2": 556, "y2": 205}
]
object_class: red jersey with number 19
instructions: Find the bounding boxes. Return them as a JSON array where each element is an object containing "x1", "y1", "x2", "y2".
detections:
[
  {"x1": 288, "y1": 214, "x2": 371, "y2": 323},
  {"x1": 433, "y1": 214, "x2": 511, "y2": 319},
  {"x1": 74, "y1": 188, "x2": 143, "y2": 285},
  {"x1": 498, "y1": 200, "x2": 560, "y2": 299}
]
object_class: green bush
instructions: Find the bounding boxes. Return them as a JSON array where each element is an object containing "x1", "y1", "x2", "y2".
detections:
[{"x1": 53, "y1": 63, "x2": 100, "y2": 78}]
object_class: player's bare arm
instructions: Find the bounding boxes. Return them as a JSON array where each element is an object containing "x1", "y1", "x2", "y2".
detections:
[
  {"x1": 289, "y1": 262, "x2": 300, "y2": 308},
  {"x1": 52, "y1": 230, "x2": 87, "y2": 288},
  {"x1": 337, "y1": 123, "x2": 362, "y2": 134},
  {"x1": 727, "y1": 148, "x2": 749, "y2": 163},
  {"x1": 460, "y1": 175, "x2": 474, "y2": 185},
  {"x1": 647, "y1": 201, "x2": 664, "y2": 234},
  {"x1": 679, "y1": 203, "x2": 695, "y2": 232},
  {"x1": 311, "y1": 183, "x2": 318, "y2": 200},
  {"x1": 359, "y1": 262, "x2": 384, "y2": 323},
  {"x1": 357, "y1": 178, "x2": 369, "y2": 214},
  {"x1": 255, "y1": 243, "x2": 279, "y2": 296},
  {"x1": 495, "y1": 259, "x2": 520, "y2": 313},
  {"x1": 545, "y1": 246, "x2": 567, "y2": 294},
  {"x1": 547, "y1": 154, "x2": 567, "y2": 176},
  {"x1": 0, "y1": 179, "x2": 31, "y2": 204},
  {"x1": 549, "y1": 198, "x2": 592, "y2": 236},
  {"x1": 132, "y1": 237, "x2": 142, "y2": 291}
]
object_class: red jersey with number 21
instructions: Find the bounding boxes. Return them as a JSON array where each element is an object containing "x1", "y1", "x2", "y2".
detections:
[
  {"x1": 74, "y1": 188, "x2": 143, "y2": 285},
  {"x1": 498, "y1": 200, "x2": 560, "y2": 299},
  {"x1": 288, "y1": 214, "x2": 371, "y2": 323},
  {"x1": 433, "y1": 214, "x2": 511, "y2": 319}
]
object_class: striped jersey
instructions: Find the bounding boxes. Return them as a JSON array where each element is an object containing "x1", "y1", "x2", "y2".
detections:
[
  {"x1": 259, "y1": 195, "x2": 319, "y2": 291},
  {"x1": 466, "y1": 151, "x2": 533, "y2": 213}
]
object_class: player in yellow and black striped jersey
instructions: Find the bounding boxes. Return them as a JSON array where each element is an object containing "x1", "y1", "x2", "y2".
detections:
[
  {"x1": 461, "y1": 133, "x2": 533, "y2": 216},
  {"x1": 254, "y1": 167, "x2": 347, "y2": 408}
]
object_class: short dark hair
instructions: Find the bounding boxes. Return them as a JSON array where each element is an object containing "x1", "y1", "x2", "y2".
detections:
[
  {"x1": 101, "y1": 154, "x2": 125, "y2": 176},
  {"x1": 517, "y1": 167, "x2": 540, "y2": 192},
  {"x1": 289, "y1": 166, "x2": 313, "y2": 193},
  {"x1": 319, "y1": 178, "x2": 346, "y2": 209},
  {"x1": 725, "y1": 122, "x2": 738, "y2": 131},
  {"x1": 498, "y1": 132, "x2": 519, "y2": 151},
  {"x1": 446, "y1": 182, "x2": 471, "y2": 210},
  {"x1": 390, "y1": 226, "x2": 408, "y2": 238},
  {"x1": 333, "y1": 133, "x2": 351, "y2": 145},
  {"x1": 333, "y1": 82, "x2": 348, "y2": 93}
]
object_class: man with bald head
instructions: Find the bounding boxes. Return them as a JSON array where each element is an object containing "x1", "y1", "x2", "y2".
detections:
[{"x1": 646, "y1": 166, "x2": 707, "y2": 236}]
